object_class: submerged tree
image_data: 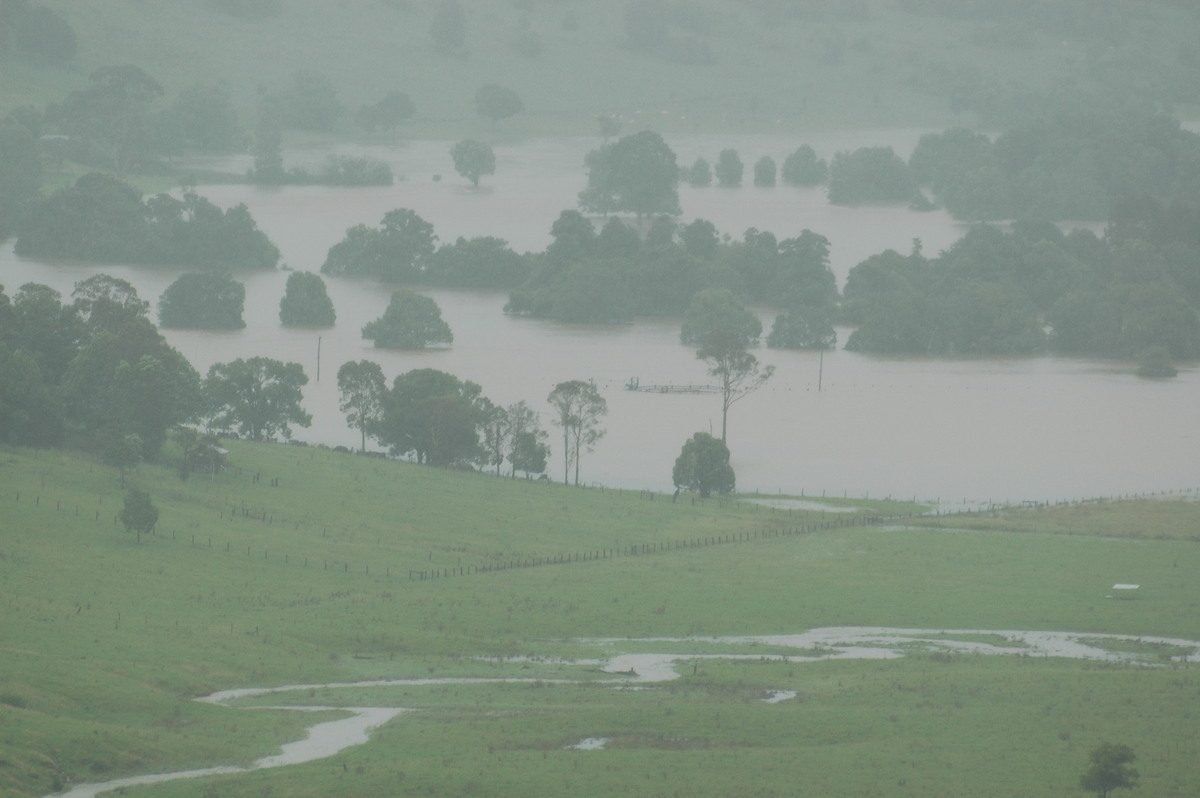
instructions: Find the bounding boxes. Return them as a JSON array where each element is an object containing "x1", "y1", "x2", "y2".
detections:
[
  {"x1": 279, "y1": 272, "x2": 335, "y2": 326},
  {"x1": 450, "y1": 138, "x2": 496, "y2": 187},
  {"x1": 361, "y1": 289, "x2": 452, "y2": 349}
]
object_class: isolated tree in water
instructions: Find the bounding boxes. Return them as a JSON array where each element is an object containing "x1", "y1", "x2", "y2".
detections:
[
  {"x1": 1080, "y1": 743, "x2": 1139, "y2": 798},
  {"x1": 361, "y1": 289, "x2": 453, "y2": 349},
  {"x1": 547, "y1": 380, "x2": 606, "y2": 486},
  {"x1": 450, "y1": 139, "x2": 495, "y2": 187},
  {"x1": 672, "y1": 432, "x2": 734, "y2": 498}
]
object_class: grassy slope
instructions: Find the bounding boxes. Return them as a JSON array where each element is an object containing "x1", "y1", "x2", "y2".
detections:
[
  {"x1": 9, "y1": 0, "x2": 1198, "y2": 139},
  {"x1": 1, "y1": 443, "x2": 1198, "y2": 796}
]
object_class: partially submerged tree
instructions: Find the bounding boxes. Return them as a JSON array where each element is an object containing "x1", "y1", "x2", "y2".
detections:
[
  {"x1": 450, "y1": 138, "x2": 496, "y2": 187},
  {"x1": 158, "y1": 272, "x2": 245, "y2": 329},
  {"x1": 547, "y1": 380, "x2": 607, "y2": 486},
  {"x1": 579, "y1": 130, "x2": 680, "y2": 218},
  {"x1": 361, "y1": 289, "x2": 453, "y2": 349},
  {"x1": 672, "y1": 432, "x2": 734, "y2": 498},
  {"x1": 475, "y1": 83, "x2": 523, "y2": 126},
  {"x1": 715, "y1": 148, "x2": 743, "y2": 186},
  {"x1": 279, "y1": 272, "x2": 335, "y2": 326}
]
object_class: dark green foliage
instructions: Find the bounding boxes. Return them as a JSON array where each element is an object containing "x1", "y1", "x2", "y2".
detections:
[
  {"x1": 767, "y1": 306, "x2": 836, "y2": 349},
  {"x1": 1080, "y1": 743, "x2": 1139, "y2": 798},
  {"x1": 158, "y1": 273, "x2": 245, "y2": 330},
  {"x1": 579, "y1": 130, "x2": 681, "y2": 217},
  {"x1": 0, "y1": 117, "x2": 42, "y2": 239},
  {"x1": 547, "y1": 379, "x2": 606, "y2": 485},
  {"x1": 681, "y1": 219, "x2": 718, "y2": 260},
  {"x1": 100, "y1": 429, "x2": 142, "y2": 487},
  {"x1": 336, "y1": 360, "x2": 386, "y2": 451},
  {"x1": 680, "y1": 288, "x2": 760, "y2": 348},
  {"x1": 687, "y1": 156, "x2": 712, "y2": 186},
  {"x1": 169, "y1": 83, "x2": 243, "y2": 152},
  {"x1": 753, "y1": 155, "x2": 776, "y2": 186},
  {"x1": 672, "y1": 431, "x2": 734, "y2": 498},
  {"x1": 46, "y1": 64, "x2": 164, "y2": 174},
  {"x1": 828, "y1": 146, "x2": 916, "y2": 205},
  {"x1": 321, "y1": 208, "x2": 437, "y2": 282},
  {"x1": 596, "y1": 219, "x2": 641, "y2": 261},
  {"x1": 15, "y1": 177, "x2": 279, "y2": 269},
  {"x1": 912, "y1": 111, "x2": 1200, "y2": 221},
  {"x1": 203, "y1": 357, "x2": 311, "y2": 441},
  {"x1": 377, "y1": 368, "x2": 483, "y2": 466},
  {"x1": 0, "y1": 1, "x2": 76, "y2": 65},
  {"x1": 0, "y1": 342, "x2": 63, "y2": 446},
  {"x1": 279, "y1": 272, "x2": 335, "y2": 327},
  {"x1": 714, "y1": 148, "x2": 743, "y2": 186},
  {"x1": 361, "y1": 289, "x2": 453, "y2": 349},
  {"x1": 450, "y1": 139, "x2": 495, "y2": 187},
  {"x1": 354, "y1": 91, "x2": 415, "y2": 134},
  {"x1": 313, "y1": 155, "x2": 393, "y2": 186},
  {"x1": 117, "y1": 487, "x2": 158, "y2": 542},
  {"x1": 475, "y1": 83, "x2": 524, "y2": 125},
  {"x1": 426, "y1": 237, "x2": 529, "y2": 289},
  {"x1": 781, "y1": 145, "x2": 828, "y2": 186}
]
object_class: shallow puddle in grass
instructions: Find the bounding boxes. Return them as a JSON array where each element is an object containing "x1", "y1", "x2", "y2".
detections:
[{"x1": 48, "y1": 627, "x2": 1200, "y2": 797}]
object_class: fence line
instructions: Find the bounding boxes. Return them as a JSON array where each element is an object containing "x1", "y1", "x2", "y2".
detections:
[{"x1": 7, "y1": 482, "x2": 1199, "y2": 585}]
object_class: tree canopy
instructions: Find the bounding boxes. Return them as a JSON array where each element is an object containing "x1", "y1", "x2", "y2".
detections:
[
  {"x1": 321, "y1": 208, "x2": 437, "y2": 282},
  {"x1": 450, "y1": 138, "x2": 496, "y2": 187},
  {"x1": 279, "y1": 272, "x2": 336, "y2": 327},
  {"x1": 376, "y1": 368, "x2": 484, "y2": 467},
  {"x1": 203, "y1": 357, "x2": 311, "y2": 442},
  {"x1": 158, "y1": 272, "x2": 245, "y2": 330},
  {"x1": 361, "y1": 289, "x2": 453, "y2": 349},
  {"x1": 475, "y1": 83, "x2": 523, "y2": 125},
  {"x1": 1080, "y1": 743, "x2": 1139, "y2": 798},
  {"x1": 672, "y1": 432, "x2": 735, "y2": 498},
  {"x1": 579, "y1": 130, "x2": 681, "y2": 217},
  {"x1": 547, "y1": 379, "x2": 607, "y2": 486}
]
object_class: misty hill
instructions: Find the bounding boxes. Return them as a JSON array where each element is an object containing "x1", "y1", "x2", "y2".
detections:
[{"x1": 4, "y1": 0, "x2": 1199, "y2": 137}]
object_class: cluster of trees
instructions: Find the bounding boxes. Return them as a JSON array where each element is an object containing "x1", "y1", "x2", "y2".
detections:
[
  {"x1": 14, "y1": 174, "x2": 280, "y2": 270},
  {"x1": 321, "y1": 208, "x2": 530, "y2": 288},
  {"x1": 844, "y1": 205, "x2": 1200, "y2": 362},
  {"x1": 686, "y1": 145, "x2": 829, "y2": 189},
  {"x1": 336, "y1": 361, "x2": 567, "y2": 479},
  {"x1": 0, "y1": 275, "x2": 201, "y2": 458},
  {"x1": 506, "y1": 210, "x2": 837, "y2": 347},
  {"x1": 911, "y1": 109, "x2": 1200, "y2": 221},
  {"x1": 158, "y1": 270, "x2": 337, "y2": 330}
]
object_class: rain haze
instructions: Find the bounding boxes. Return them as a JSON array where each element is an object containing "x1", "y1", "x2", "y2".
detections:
[{"x1": 2, "y1": 2, "x2": 1199, "y2": 797}]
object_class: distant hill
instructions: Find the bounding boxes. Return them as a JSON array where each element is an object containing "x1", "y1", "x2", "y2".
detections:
[{"x1": 4, "y1": 0, "x2": 1198, "y2": 137}]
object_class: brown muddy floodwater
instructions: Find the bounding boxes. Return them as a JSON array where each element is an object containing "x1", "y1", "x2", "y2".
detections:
[{"x1": 5, "y1": 134, "x2": 1196, "y2": 504}]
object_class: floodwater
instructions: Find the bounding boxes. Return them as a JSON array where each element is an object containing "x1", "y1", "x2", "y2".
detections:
[
  {"x1": 46, "y1": 627, "x2": 1200, "y2": 796},
  {"x1": 4, "y1": 133, "x2": 1197, "y2": 503}
]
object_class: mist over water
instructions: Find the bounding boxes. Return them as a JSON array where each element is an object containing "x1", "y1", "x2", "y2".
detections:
[{"x1": 6, "y1": 135, "x2": 1196, "y2": 504}]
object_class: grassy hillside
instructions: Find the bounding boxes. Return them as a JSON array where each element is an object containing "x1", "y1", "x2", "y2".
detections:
[
  {"x1": 7, "y1": 0, "x2": 1199, "y2": 138},
  {"x1": 1, "y1": 442, "x2": 1199, "y2": 796}
]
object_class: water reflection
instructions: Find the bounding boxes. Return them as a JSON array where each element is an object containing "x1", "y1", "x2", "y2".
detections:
[{"x1": 3, "y1": 135, "x2": 1194, "y2": 504}]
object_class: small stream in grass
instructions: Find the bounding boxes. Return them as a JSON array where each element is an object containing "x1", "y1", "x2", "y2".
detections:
[{"x1": 48, "y1": 627, "x2": 1200, "y2": 797}]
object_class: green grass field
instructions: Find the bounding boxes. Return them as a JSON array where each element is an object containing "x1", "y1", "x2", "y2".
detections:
[{"x1": 2, "y1": 442, "x2": 1198, "y2": 797}]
